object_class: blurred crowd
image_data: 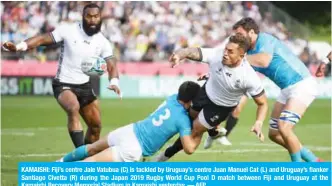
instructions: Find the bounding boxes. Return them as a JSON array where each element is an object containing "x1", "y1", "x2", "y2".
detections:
[{"x1": 0, "y1": 1, "x2": 324, "y2": 71}]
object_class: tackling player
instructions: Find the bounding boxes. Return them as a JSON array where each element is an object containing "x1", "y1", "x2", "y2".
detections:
[
  {"x1": 207, "y1": 17, "x2": 322, "y2": 162},
  {"x1": 153, "y1": 34, "x2": 268, "y2": 162},
  {"x1": 2, "y1": 3, "x2": 121, "y2": 147},
  {"x1": 57, "y1": 81, "x2": 201, "y2": 162}
]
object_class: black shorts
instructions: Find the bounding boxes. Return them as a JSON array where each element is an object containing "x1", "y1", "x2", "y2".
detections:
[
  {"x1": 191, "y1": 84, "x2": 236, "y2": 128},
  {"x1": 52, "y1": 79, "x2": 97, "y2": 108}
]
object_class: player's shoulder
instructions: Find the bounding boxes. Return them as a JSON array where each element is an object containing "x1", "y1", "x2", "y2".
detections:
[{"x1": 55, "y1": 22, "x2": 77, "y2": 31}]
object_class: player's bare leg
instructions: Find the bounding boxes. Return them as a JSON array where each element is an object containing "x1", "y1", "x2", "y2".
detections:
[
  {"x1": 268, "y1": 101, "x2": 287, "y2": 148},
  {"x1": 80, "y1": 100, "x2": 102, "y2": 144},
  {"x1": 57, "y1": 135, "x2": 109, "y2": 162},
  {"x1": 57, "y1": 90, "x2": 84, "y2": 148},
  {"x1": 82, "y1": 148, "x2": 116, "y2": 162},
  {"x1": 271, "y1": 99, "x2": 320, "y2": 162}
]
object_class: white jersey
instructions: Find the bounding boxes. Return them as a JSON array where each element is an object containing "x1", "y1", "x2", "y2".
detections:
[
  {"x1": 51, "y1": 22, "x2": 113, "y2": 84},
  {"x1": 201, "y1": 48, "x2": 264, "y2": 107}
]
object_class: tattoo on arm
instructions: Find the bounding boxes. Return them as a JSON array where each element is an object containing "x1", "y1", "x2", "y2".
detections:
[{"x1": 177, "y1": 48, "x2": 202, "y2": 61}]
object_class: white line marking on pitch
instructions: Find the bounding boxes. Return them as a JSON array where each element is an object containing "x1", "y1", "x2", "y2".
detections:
[
  {"x1": 0, "y1": 132, "x2": 35, "y2": 136},
  {"x1": 2, "y1": 147, "x2": 330, "y2": 158}
]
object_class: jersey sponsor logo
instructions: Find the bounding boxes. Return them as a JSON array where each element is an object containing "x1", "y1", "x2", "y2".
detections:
[
  {"x1": 226, "y1": 72, "x2": 232, "y2": 77},
  {"x1": 210, "y1": 115, "x2": 219, "y2": 123},
  {"x1": 235, "y1": 79, "x2": 241, "y2": 88}
]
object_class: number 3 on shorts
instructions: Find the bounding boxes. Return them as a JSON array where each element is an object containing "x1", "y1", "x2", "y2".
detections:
[{"x1": 152, "y1": 108, "x2": 171, "y2": 126}]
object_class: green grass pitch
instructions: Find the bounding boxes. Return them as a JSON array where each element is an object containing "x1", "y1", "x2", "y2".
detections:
[{"x1": 1, "y1": 96, "x2": 331, "y2": 185}]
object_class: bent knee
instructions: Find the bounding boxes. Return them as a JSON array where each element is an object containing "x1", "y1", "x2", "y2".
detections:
[
  {"x1": 268, "y1": 129, "x2": 280, "y2": 140},
  {"x1": 66, "y1": 104, "x2": 80, "y2": 115}
]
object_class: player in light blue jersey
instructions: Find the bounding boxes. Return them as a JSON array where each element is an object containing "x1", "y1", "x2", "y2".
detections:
[
  {"x1": 230, "y1": 17, "x2": 321, "y2": 162},
  {"x1": 56, "y1": 81, "x2": 201, "y2": 162}
]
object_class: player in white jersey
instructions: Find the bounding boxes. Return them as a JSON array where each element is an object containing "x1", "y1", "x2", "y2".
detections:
[
  {"x1": 153, "y1": 34, "x2": 268, "y2": 162},
  {"x1": 2, "y1": 4, "x2": 121, "y2": 148}
]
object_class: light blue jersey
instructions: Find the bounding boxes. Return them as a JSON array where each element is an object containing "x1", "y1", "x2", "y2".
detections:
[
  {"x1": 133, "y1": 94, "x2": 192, "y2": 157},
  {"x1": 247, "y1": 33, "x2": 311, "y2": 89}
]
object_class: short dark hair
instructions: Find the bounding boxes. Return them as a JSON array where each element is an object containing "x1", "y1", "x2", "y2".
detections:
[
  {"x1": 233, "y1": 17, "x2": 260, "y2": 34},
  {"x1": 177, "y1": 81, "x2": 201, "y2": 103},
  {"x1": 229, "y1": 33, "x2": 251, "y2": 53},
  {"x1": 83, "y1": 3, "x2": 101, "y2": 15}
]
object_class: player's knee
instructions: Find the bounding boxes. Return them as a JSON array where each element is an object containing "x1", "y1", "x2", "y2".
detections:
[
  {"x1": 66, "y1": 103, "x2": 80, "y2": 115},
  {"x1": 268, "y1": 129, "x2": 279, "y2": 141}
]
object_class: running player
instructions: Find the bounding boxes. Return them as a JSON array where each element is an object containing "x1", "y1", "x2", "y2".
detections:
[
  {"x1": 2, "y1": 3, "x2": 121, "y2": 147},
  {"x1": 153, "y1": 34, "x2": 268, "y2": 162},
  {"x1": 206, "y1": 17, "x2": 322, "y2": 162},
  {"x1": 57, "y1": 81, "x2": 201, "y2": 162}
]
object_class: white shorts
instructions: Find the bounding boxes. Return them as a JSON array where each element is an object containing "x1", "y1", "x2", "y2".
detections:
[
  {"x1": 277, "y1": 77, "x2": 318, "y2": 107},
  {"x1": 107, "y1": 124, "x2": 143, "y2": 162}
]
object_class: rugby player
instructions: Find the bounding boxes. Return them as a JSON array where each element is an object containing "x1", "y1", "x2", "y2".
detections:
[
  {"x1": 57, "y1": 81, "x2": 201, "y2": 162},
  {"x1": 206, "y1": 17, "x2": 322, "y2": 162},
  {"x1": 315, "y1": 51, "x2": 331, "y2": 77},
  {"x1": 153, "y1": 34, "x2": 269, "y2": 162},
  {"x1": 2, "y1": 3, "x2": 121, "y2": 147}
]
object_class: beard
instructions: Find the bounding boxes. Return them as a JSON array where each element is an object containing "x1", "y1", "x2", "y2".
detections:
[{"x1": 83, "y1": 19, "x2": 102, "y2": 36}]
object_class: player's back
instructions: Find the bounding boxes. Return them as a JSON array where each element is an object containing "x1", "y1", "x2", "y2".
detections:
[
  {"x1": 133, "y1": 94, "x2": 191, "y2": 157},
  {"x1": 248, "y1": 32, "x2": 311, "y2": 89}
]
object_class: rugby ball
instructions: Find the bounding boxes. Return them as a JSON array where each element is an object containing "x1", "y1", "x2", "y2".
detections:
[{"x1": 81, "y1": 56, "x2": 107, "y2": 76}]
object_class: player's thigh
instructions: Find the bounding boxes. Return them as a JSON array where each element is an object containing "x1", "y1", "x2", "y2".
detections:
[
  {"x1": 79, "y1": 99, "x2": 101, "y2": 126},
  {"x1": 197, "y1": 103, "x2": 235, "y2": 130},
  {"x1": 278, "y1": 78, "x2": 317, "y2": 129},
  {"x1": 76, "y1": 82, "x2": 98, "y2": 111},
  {"x1": 83, "y1": 148, "x2": 115, "y2": 162},
  {"x1": 57, "y1": 90, "x2": 80, "y2": 113},
  {"x1": 107, "y1": 124, "x2": 143, "y2": 162}
]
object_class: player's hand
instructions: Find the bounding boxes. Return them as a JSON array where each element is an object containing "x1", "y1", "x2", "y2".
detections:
[
  {"x1": 251, "y1": 121, "x2": 264, "y2": 142},
  {"x1": 197, "y1": 73, "x2": 209, "y2": 81},
  {"x1": 108, "y1": 85, "x2": 122, "y2": 99},
  {"x1": 169, "y1": 53, "x2": 182, "y2": 68},
  {"x1": 315, "y1": 63, "x2": 326, "y2": 77},
  {"x1": 2, "y1": 41, "x2": 17, "y2": 52}
]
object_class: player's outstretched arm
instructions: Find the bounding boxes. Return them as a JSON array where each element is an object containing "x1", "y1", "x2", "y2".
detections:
[
  {"x1": 2, "y1": 33, "x2": 54, "y2": 52},
  {"x1": 180, "y1": 135, "x2": 200, "y2": 155},
  {"x1": 251, "y1": 91, "x2": 268, "y2": 142},
  {"x1": 169, "y1": 48, "x2": 202, "y2": 68}
]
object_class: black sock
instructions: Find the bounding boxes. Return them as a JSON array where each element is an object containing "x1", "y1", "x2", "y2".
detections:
[
  {"x1": 225, "y1": 114, "x2": 238, "y2": 136},
  {"x1": 165, "y1": 137, "x2": 183, "y2": 158},
  {"x1": 69, "y1": 130, "x2": 84, "y2": 148},
  {"x1": 208, "y1": 128, "x2": 219, "y2": 138}
]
